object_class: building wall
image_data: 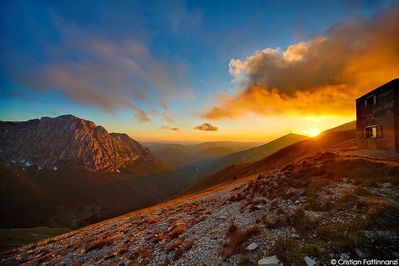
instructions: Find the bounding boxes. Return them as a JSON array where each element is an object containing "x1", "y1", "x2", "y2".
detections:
[
  {"x1": 356, "y1": 85, "x2": 398, "y2": 152},
  {"x1": 395, "y1": 88, "x2": 399, "y2": 152}
]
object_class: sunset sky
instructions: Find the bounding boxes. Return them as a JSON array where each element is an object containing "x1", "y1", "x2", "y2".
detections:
[{"x1": 1, "y1": 0, "x2": 398, "y2": 142}]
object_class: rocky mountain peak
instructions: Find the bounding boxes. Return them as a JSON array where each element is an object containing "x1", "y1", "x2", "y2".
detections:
[{"x1": 0, "y1": 115, "x2": 155, "y2": 171}]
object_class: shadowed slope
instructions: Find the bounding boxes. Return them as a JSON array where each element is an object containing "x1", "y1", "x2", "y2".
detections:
[{"x1": 0, "y1": 159, "x2": 185, "y2": 229}]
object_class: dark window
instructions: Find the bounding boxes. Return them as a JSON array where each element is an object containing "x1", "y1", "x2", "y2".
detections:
[
  {"x1": 363, "y1": 126, "x2": 383, "y2": 138},
  {"x1": 365, "y1": 95, "x2": 377, "y2": 108}
]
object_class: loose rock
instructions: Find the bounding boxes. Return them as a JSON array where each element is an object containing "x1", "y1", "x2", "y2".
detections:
[
  {"x1": 304, "y1": 256, "x2": 317, "y2": 266},
  {"x1": 258, "y1": 255, "x2": 283, "y2": 266},
  {"x1": 246, "y1": 242, "x2": 258, "y2": 251}
]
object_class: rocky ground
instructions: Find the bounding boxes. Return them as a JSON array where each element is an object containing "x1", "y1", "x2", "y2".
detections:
[{"x1": 1, "y1": 147, "x2": 399, "y2": 265}]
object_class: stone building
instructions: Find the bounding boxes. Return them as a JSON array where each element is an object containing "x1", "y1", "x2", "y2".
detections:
[{"x1": 356, "y1": 78, "x2": 399, "y2": 152}]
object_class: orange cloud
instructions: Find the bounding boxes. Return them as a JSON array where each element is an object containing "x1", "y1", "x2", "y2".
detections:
[
  {"x1": 194, "y1": 123, "x2": 218, "y2": 131},
  {"x1": 204, "y1": 4, "x2": 399, "y2": 120}
]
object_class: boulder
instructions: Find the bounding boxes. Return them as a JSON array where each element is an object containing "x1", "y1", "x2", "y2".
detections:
[
  {"x1": 258, "y1": 255, "x2": 283, "y2": 266},
  {"x1": 381, "y1": 182, "x2": 391, "y2": 188}
]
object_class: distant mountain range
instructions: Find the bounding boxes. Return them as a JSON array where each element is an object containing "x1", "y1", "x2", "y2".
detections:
[
  {"x1": 176, "y1": 133, "x2": 308, "y2": 188},
  {"x1": 145, "y1": 141, "x2": 263, "y2": 167}
]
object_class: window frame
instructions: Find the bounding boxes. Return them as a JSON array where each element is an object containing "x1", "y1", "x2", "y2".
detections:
[{"x1": 363, "y1": 125, "x2": 383, "y2": 139}]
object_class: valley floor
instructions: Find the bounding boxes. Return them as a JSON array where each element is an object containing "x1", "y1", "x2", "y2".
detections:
[{"x1": 1, "y1": 148, "x2": 399, "y2": 265}]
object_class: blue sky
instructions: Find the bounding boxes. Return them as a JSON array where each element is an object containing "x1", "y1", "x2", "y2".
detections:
[{"x1": 0, "y1": 0, "x2": 397, "y2": 141}]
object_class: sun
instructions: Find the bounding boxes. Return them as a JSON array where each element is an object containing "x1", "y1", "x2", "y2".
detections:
[{"x1": 309, "y1": 128, "x2": 320, "y2": 137}]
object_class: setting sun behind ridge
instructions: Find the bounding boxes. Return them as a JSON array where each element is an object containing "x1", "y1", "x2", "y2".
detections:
[{"x1": 309, "y1": 128, "x2": 321, "y2": 137}]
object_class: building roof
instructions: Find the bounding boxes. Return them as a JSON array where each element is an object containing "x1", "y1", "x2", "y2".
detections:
[{"x1": 356, "y1": 78, "x2": 399, "y2": 102}]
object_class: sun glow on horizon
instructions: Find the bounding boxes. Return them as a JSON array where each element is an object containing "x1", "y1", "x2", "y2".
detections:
[
  {"x1": 309, "y1": 128, "x2": 321, "y2": 137},
  {"x1": 123, "y1": 115, "x2": 354, "y2": 142},
  {"x1": 299, "y1": 127, "x2": 322, "y2": 138}
]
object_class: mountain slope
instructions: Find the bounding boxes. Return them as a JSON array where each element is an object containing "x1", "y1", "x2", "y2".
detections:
[
  {"x1": 194, "y1": 130, "x2": 356, "y2": 189},
  {"x1": 0, "y1": 115, "x2": 157, "y2": 171},
  {"x1": 145, "y1": 141, "x2": 262, "y2": 167},
  {"x1": 324, "y1": 120, "x2": 356, "y2": 133},
  {"x1": 209, "y1": 133, "x2": 308, "y2": 168},
  {"x1": 0, "y1": 115, "x2": 189, "y2": 234},
  {"x1": 2, "y1": 136, "x2": 398, "y2": 265},
  {"x1": 180, "y1": 133, "x2": 308, "y2": 187},
  {"x1": 0, "y1": 159, "x2": 183, "y2": 229}
]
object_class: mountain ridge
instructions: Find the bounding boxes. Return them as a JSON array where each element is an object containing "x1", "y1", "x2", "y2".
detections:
[{"x1": 0, "y1": 114, "x2": 156, "y2": 171}]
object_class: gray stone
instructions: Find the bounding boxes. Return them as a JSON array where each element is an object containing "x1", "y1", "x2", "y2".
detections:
[
  {"x1": 381, "y1": 182, "x2": 391, "y2": 188},
  {"x1": 340, "y1": 253, "x2": 350, "y2": 259},
  {"x1": 246, "y1": 242, "x2": 258, "y2": 251},
  {"x1": 304, "y1": 256, "x2": 317, "y2": 266},
  {"x1": 291, "y1": 233, "x2": 301, "y2": 239},
  {"x1": 258, "y1": 255, "x2": 283, "y2": 266}
]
